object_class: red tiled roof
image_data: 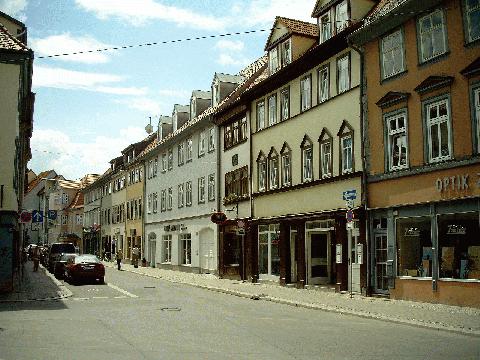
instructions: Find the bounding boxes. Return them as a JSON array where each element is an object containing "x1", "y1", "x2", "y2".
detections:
[
  {"x1": 26, "y1": 170, "x2": 53, "y2": 193},
  {"x1": 67, "y1": 191, "x2": 84, "y2": 209},
  {"x1": 0, "y1": 22, "x2": 29, "y2": 52},
  {"x1": 265, "y1": 16, "x2": 318, "y2": 50}
]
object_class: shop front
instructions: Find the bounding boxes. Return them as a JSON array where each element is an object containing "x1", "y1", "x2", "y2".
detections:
[
  {"x1": 219, "y1": 220, "x2": 249, "y2": 280},
  {"x1": 369, "y1": 166, "x2": 480, "y2": 307}
]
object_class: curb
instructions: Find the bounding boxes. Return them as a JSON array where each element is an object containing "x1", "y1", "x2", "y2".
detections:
[
  {"x1": 0, "y1": 265, "x2": 73, "y2": 303},
  {"x1": 106, "y1": 263, "x2": 480, "y2": 338}
]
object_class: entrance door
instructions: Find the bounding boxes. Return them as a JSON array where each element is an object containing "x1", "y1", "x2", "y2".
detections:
[
  {"x1": 199, "y1": 228, "x2": 215, "y2": 273},
  {"x1": 374, "y1": 233, "x2": 388, "y2": 292},
  {"x1": 290, "y1": 229, "x2": 297, "y2": 283},
  {"x1": 149, "y1": 240, "x2": 156, "y2": 267},
  {"x1": 307, "y1": 232, "x2": 330, "y2": 285},
  {"x1": 348, "y1": 221, "x2": 361, "y2": 293}
]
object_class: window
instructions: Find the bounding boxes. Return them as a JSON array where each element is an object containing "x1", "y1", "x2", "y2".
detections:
[
  {"x1": 62, "y1": 193, "x2": 69, "y2": 204},
  {"x1": 208, "y1": 127, "x2": 215, "y2": 151},
  {"x1": 258, "y1": 224, "x2": 280, "y2": 278},
  {"x1": 186, "y1": 138, "x2": 193, "y2": 161},
  {"x1": 474, "y1": 87, "x2": 480, "y2": 153},
  {"x1": 269, "y1": 47, "x2": 279, "y2": 73},
  {"x1": 258, "y1": 154, "x2": 267, "y2": 191},
  {"x1": 198, "y1": 177, "x2": 205, "y2": 203},
  {"x1": 180, "y1": 233, "x2": 192, "y2": 265},
  {"x1": 268, "y1": 94, "x2": 277, "y2": 126},
  {"x1": 320, "y1": 12, "x2": 332, "y2": 43},
  {"x1": 61, "y1": 214, "x2": 68, "y2": 225},
  {"x1": 178, "y1": 184, "x2": 184, "y2": 208},
  {"x1": 281, "y1": 39, "x2": 291, "y2": 67},
  {"x1": 199, "y1": 131, "x2": 206, "y2": 155},
  {"x1": 386, "y1": 111, "x2": 408, "y2": 171},
  {"x1": 257, "y1": 100, "x2": 265, "y2": 130},
  {"x1": 147, "y1": 193, "x2": 152, "y2": 214},
  {"x1": 240, "y1": 117, "x2": 247, "y2": 141},
  {"x1": 167, "y1": 187, "x2": 173, "y2": 210},
  {"x1": 300, "y1": 75, "x2": 312, "y2": 112},
  {"x1": 168, "y1": 149, "x2": 173, "y2": 170},
  {"x1": 162, "y1": 153, "x2": 167, "y2": 172},
  {"x1": 268, "y1": 150, "x2": 279, "y2": 190},
  {"x1": 280, "y1": 144, "x2": 291, "y2": 187},
  {"x1": 178, "y1": 142, "x2": 185, "y2": 166},
  {"x1": 318, "y1": 65, "x2": 329, "y2": 103},
  {"x1": 425, "y1": 97, "x2": 452, "y2": 163},
  {"x1": 341, "y1": 135, "x2": 353, "y2": 174},
  {"x1": 319, "y1": 129, "x2": 333, "y2": 178},
  {"x1": 224, "y1": 166, "x2": 249, "y2": 199},
  {"x1": 381, "y1": 29, "x2": 405, "y2": 79},
  {"x1": 186, "y1": 181, "x2": 192, "y2": 206},
  {"x1": 208, "y1": 174, "x2": 215, "y2": 201},
  {"x1": 280, "y1": 88, "x2": 289, "y2": 121},
  {"x1": 418, "y1": 9, "x2": 447, "y2": 63},
  {"x1": 153, "y1": 192, "x2": 158, "y2": 213},
  {"x1": 233, "y1": 121, "x2": 239, "y2": 144},
  {"x1": 162, "y1": 235, "x2": 172, "y2": 263},
  {"x1": 153, "y1": 158, "x2": 158, "y2": 176},
  {"x1": 161, "y1": 190, "x2": 166, "y2": 211},
  {"x1": 337, "y1": 54, "x2": 350, "y2": 93},
  {"x1": 302, "y1": 145, "x2": 313, "y2": 182},
  {"x1": 464, "y1": 0, "x2": 480, "y2": 43},
  {"x1": 335, "y1": 0, "x2": 349, "y2": 32}
]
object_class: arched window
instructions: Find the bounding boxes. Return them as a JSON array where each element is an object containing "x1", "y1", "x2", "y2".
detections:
[
  {"x1": 318, "y1": 128, "x2": 333, "y2": 178},
  {"x1": 268, "y1": 147, "x2": 279, "y2": 190},
  {"x1": 300, "y1": 135, "x2": 313, "y2": 182},
  {"x1": 257, "y1": 151, "x2": 267, "y2": 192},
  {"x1": 280, "y1": 142, "x2": 292, "y2": 187}
]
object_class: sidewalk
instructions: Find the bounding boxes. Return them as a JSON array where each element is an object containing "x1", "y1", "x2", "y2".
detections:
[
  {"x1": 0, "y1": 261, "x2": 72, "y2": 302},
  {"x1": 106, "y1": 261, "x2": 480, "y2": 337}
]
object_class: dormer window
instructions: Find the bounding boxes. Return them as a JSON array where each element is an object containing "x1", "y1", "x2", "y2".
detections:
[
  {"x1": 320, "y1": 12, "x2": 332, "y2": 43},
  {"x1": 212, "y1": 82, "x2": 220, "y2": 107},
  {"x1": 269, "y1": 47, "x2": 279, "y2": 74},
  {"x1": 281, "y1": 39, "x2": 291, "y2": 67},
  {"x1": 335, "y1": 0, "x2": 349, "y2": 33},
  {"x1": 190, "y1": 98, "x2": 196, "y2": 119}
]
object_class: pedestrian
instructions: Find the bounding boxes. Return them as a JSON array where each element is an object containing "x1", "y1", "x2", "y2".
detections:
[
  {"x1": 132, "y1": 246, "x2": 139, "y2": 268},
  {"x1": 32, "y1": 245, "x2": 40, "y2": 272},
  {"x1": 116, "y1": 249, "x2": 123, "y2": 270}
]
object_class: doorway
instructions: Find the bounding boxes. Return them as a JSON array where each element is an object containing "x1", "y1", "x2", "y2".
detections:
[
  {"x1": 348, "y1": 221, "x2": 361, "y2": 293},
  {"x1": 307, "y1": 231, "x2": 330, "y2": 284},
  {"x1": 290, "y1": 229, "x2": 297, "y2": 283},
  {"x1": 199, "y1": 228, "x2": 215, "y2": 273}
]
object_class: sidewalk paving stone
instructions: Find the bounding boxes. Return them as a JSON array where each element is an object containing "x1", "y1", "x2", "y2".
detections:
[{"x1": 105, "y1": 261, "x2": 480, "y2": 337}]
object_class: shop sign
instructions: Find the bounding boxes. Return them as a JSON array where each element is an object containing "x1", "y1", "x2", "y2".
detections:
[
  {"x1": 336, "y1": 244, "x2": 342, "y2": 264},
  {"x1": 405, "y1": 227, "x2": 420, "y2": 236},
  {"x1": 236, "y1": 228, "x2": 245, "y2": 236},
  {"x1": 435, "y1": 174, "x2": 469, "y2": 192},
  {"x1": 211, "y1": 212, "x2": 227, "y2": 224},
  {"x1": 447, "y1": 224, "x2": 466, "y2": 235},
  {"x1": 164, "y1": 224, "x2": 186, "y2": 232}
]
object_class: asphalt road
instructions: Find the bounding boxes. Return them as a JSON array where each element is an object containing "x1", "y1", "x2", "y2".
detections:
[{"x1": 0, "y1": 267, "x2": 479, "y2": 360}]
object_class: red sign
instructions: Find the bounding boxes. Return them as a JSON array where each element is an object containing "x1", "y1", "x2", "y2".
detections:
[
  {"x1": 211, "y1": 212, "x2": 227, "y2": 224},
  {"x1": 20, "y1": 211, "x2": 32, "y2": 223}
]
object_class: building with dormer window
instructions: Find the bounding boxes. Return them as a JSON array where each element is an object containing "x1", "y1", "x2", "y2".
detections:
[{"x1": 241, "y1": 1, "x2": 376, "y2": 290}]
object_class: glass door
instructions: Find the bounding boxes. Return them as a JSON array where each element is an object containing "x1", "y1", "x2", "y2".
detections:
[
  {"x1": 307, "y1": 232, "x2": 330, "y2": 284},
  {"x1": 258, "y1": 224, "x2": 280, "y2": 281},
  {"x1": 375, "y1": 233, "x2": 388, "y2": 292}
]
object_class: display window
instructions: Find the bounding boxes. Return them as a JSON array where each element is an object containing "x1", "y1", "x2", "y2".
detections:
[
  {"x1": 438, "y1": 212, "x2": 480, "y2": 280},
  {"x1": 396, "y1": 217, "x2": 432, "y2": 277}
]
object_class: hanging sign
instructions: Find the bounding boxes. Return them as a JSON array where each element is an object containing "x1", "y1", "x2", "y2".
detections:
[{"x1": 210, "y1": 212, "x2": 227, "y2": 224}]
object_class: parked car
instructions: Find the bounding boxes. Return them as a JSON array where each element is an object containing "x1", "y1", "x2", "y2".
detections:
[
  {"x1": 64, "y1": 254, "x2": 105, "y2": 284},
  {"x1": 48, "y1": 243, "x2": 76, "y2": 272},
  {"x1": 53, "y1": 253, "x2": 77, "y2": 279}
]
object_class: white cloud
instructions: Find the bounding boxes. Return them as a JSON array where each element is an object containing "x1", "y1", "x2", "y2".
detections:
[
  {"x1": 215, "y1": 40, "x2": 245, "y2": 52},
  {"x1": 230, "y1": 0, "x2": 315, "y2": 27},
  {"x1": 32, "y1": 65, "x2": 147, "y2": 95},
  {"x1": 75, "y1": 0, "x2": 225, "y2": 30},
  {"x1": 217, "y1": 54, "x2": 251, "y2": 67},
  {"x1": 30, "y1": 33, "x2": 114, "y2": 64},
  {"x1": 115, "y1": 97, "x2": 161, "y2": 114},
  {"x1": 30, "y1": 127, "x2": 148, "y2": 180},
  {"x1": 0, "y1": 0, "x2": 27, "y2": 19},
  {"x1": 158, "y1": 89, "x2": 191, "y2": 98}
]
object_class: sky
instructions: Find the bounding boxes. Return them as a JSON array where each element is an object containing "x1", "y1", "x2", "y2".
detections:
[{"x1": 1, "y1": 0, "x2": 316, "y2": 181}]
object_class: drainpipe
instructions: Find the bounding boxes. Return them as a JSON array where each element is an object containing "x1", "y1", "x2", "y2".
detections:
[
  {"x1": 215, "y1": 120, "x2": 221, "y2": 275},
  {"x1": 348, "y1": 40, "x2": 370, "y2": 295}
]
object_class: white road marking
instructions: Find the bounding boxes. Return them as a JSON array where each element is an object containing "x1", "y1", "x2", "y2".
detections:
[
  {"x1": 107, "y1": 283, "x2": 138, "y2": 298},
  {"x1": 92, "y1": 296, "x2": 109, "y2": 299},
  {"x1": 114, "y1": 295, "x2": 127, "y2": 299},
  {"x1": 73, "y1": 297, "x2": 89, "y2": 301}
]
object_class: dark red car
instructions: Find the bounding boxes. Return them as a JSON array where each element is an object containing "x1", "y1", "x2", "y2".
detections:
[{"x1": 64, "y1": 254, "x2": 105, "y2": 284}]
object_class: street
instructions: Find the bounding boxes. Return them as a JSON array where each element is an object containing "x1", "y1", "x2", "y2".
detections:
[{"x1": 0, "y1": 268, "x2": 479, "y2": 360}]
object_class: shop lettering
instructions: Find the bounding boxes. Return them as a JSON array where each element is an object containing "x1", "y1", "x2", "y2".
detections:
[
  {"x1": 447, "y1": 224, "x2": 466, "y2": 235},
  {"x1": 405, "y1": 227, "x2": 420, "y2": 236},
  {"x1": 435, "y1": 174, "x2": 469, "y2": 192}
]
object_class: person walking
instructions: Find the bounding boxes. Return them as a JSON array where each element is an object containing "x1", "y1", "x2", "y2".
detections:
[
  {"x1": 32, "y1": 245, "x2": 40, "y2": 272},
  {"x1": 132, "y1": 246, "x2": 139, "y2": 268},
  {"x1": 116, "y1": 249, "x2": 123, "y2": 270}
]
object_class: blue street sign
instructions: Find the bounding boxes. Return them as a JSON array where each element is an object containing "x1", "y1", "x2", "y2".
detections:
[
  {"x1": 343, "y1": 189, "x2": 357, "y2": 201},
  {"x1": 47, "y1": 210, "x2": 57, "y2": 220},
  {"x1": 32, "y1": 210, "x2": 43, "y2": 223}
]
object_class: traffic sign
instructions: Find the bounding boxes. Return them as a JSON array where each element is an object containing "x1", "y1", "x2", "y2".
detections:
[
  {"x1": 47, "y1": 210, "x2": 57, "y2": 220},
  {"x1": 19, "y1": 211, "x2": 32, "y2": 223},
  {"x1": 32, "y1": 210, "x2": 43, "y2": 223},
  {"x1": 31, "y1": 222, "x2": 41, "y2": 231},
  {"x1": 343, "y1": 189, "x2": 357, "y2": 201},
  {"x1": 346, "y1": 209, "x2": 354, "y2": 222}
]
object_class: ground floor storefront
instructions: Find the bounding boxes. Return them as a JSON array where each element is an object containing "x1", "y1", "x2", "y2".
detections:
[
  {"x1": 369, "y1": 198, "x2": 480, "y2": 307},
  {"x1": 0, "y1": 211, "x2": 19, "y2": 293},
  {"x1": 145, "y1": 217, "x2": 217, "y2": 274},
  {"x1": 83, "y1": 227, "x2": 101, "y2": 256},
  {"x1": 234, "y1": 210, "x2": 367, "y2": 292}
]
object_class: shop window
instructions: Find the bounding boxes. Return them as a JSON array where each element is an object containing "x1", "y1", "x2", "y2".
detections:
[
  {"x1": 224, "y1": 232, "x2": 241, "y2": 266},
  {"x1": 438, "y1": 212, "x2": 480, "y2": 280},
  {"x1": 180, "y1": 233, "x2": 192, "y2": 265},
  {"x1": 162, "y1": 235, "x2": 172, "y2": 263},
  {"x1": 396, "y1": 217, "x2": 432, "y2": 277},
  {"x1": 258, "y1": 224, "x2": 280, "y2": 278}
]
